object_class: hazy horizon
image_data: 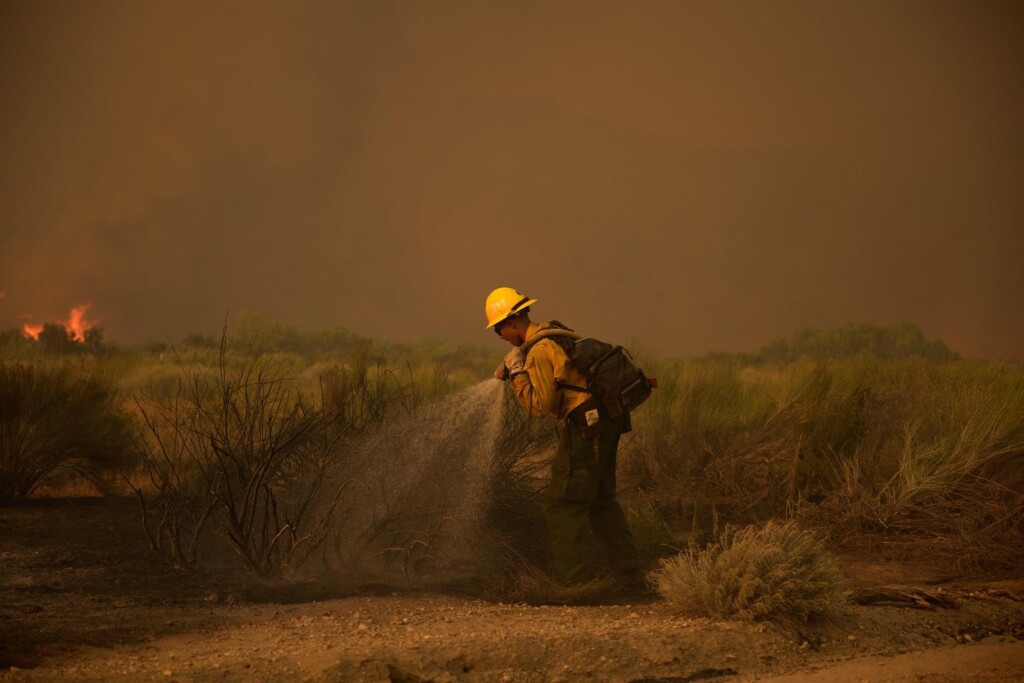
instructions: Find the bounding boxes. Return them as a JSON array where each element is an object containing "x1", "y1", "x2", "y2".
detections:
[{"x1": 2, "y1": 1, "x2": 1021, "y2": 360}]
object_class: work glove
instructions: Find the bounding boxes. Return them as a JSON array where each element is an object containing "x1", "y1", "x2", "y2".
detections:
[{"x1": 493, "y1": 346, "x2": 526, "y2": 381}]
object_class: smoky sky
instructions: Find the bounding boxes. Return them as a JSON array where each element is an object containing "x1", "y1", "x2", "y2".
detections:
[{"x1": 1, "y1": 1, "x2": 1022, "y2": 359}]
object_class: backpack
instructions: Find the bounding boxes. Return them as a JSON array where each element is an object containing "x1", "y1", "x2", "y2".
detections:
[{"x1": 522, "y1": 321, "x2": 655, "y2": 417}]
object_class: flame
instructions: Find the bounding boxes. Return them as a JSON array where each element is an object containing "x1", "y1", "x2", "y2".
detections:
[
  {"x1": 21, "y1": 304, "x2": 94, "y2": 342},
  {"x1": 66, "y1": 305, "x2": 91, "y2": 341}
]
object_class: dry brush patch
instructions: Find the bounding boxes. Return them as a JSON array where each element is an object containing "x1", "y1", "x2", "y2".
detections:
[
  {"x1": 131, "y1": 336, "x2": 349, "y2": 578},
  {"x1": 0, "y1": 361, "x2": 134, "y2": 505},
  {"x1": 650, "y1": 520, "x2": 844, "y2": 631},
  {"x1": 628, "y1": 357, "x2": 1024, "y2": 576}
]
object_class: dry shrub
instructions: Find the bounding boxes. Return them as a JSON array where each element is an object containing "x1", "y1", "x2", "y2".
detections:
[
  {"x1": 483, "y1": 392, "x2": 556, "y2": 559},
  {"x1": 318, "y1": 357, "x2": 423, "y2": 430},
  {"x1": 0, "y1": 362, "x2": 134, "y2": 505},
  {"x1": 131, "y1": 394, "x2": 219, "y2": 569},
  {"x1": 651, "y1": 520, "x2": 842, "y2": 630},
  {"x1": 132, "y1": 336, "x2": 347, "y2": 577},
  {"x1": 469, "y1": 390, "x2": 559, "y2": 597},
  {"x1": 310, "y1": 378, "x2": 505, "y2": 582},
  {"x1": 497, "y1": 561, "x2": 622, "y2": 605}
]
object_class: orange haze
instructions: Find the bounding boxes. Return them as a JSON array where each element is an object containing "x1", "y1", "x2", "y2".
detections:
[{"x1": 1, "y1": 2, "x2": 1022, "y2": 359}]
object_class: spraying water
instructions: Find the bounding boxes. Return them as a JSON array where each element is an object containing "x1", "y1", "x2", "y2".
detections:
[{"x1": 316, "y1": 378, "x2": 508, "y2": 583}]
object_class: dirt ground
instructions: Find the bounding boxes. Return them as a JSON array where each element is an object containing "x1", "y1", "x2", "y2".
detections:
[{"x1": 2, "y1": 498, "x2": 1022, "y2": 682}]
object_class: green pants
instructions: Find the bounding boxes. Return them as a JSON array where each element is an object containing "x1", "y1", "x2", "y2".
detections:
[{"x1": 543, "y1": 414, "x2": 640, "y2": 584}]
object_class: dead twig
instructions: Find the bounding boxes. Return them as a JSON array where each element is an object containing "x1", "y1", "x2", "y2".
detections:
[{"x1": 849, "y1": 585, "x2": 959, "y2": 610}]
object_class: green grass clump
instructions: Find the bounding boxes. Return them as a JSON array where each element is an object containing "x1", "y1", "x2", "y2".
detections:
[
  {"x1": 651, "y1": 521, "x2": 842, "y2": 628},
  {"x1": 625, "y1": 490, "x2": 675, "y2": 566}
]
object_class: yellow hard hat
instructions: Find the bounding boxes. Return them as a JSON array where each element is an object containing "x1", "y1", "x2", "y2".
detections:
[{"x1": 484, "y1": 287, "x2": 538, "y2": 329}]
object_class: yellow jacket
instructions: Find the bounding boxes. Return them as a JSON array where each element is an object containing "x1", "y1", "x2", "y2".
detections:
[{"x1": 510, "y1": 322, "x2": 590, "y2": 420}]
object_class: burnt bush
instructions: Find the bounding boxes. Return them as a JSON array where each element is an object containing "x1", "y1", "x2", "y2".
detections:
[
  {"x1": 131, "y1": 390, "x2": 221, "y2": 569},
  {"x1": 0, "y1": 362, "x2": 134, "y2": 505},
  {"x1": 133, "y1": 337, "x2": 347, "y2": 577}
]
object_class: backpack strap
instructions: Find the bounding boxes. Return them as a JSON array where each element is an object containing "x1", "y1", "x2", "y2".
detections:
[
  {"x1": 519, "y1": 327, "x2": 581, "y2": 354},
  {"x1": 521, "y1": 325, "x2": 591, "y2": 395}
]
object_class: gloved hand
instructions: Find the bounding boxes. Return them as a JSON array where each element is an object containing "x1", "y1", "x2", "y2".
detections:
[
  {"x1": 493, "y1": 346, "x2": 526, "y2": 381},
  {"x1": 493, "y1": 361, "x2": 510, "y2": 381}
]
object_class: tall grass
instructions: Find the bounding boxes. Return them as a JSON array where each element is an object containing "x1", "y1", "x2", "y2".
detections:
[{"x1": 628, "y1": 357, "x2": 1024, "y2": 573}]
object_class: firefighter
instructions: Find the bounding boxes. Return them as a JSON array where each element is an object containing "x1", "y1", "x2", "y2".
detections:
[{"x1": 485, "y1": 286, "x2": 641, "y2": 585}]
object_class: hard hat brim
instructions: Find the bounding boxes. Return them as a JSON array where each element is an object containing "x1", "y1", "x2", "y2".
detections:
[{"x1": 485, "y1": 297, "x2": 538, "y2": 329}]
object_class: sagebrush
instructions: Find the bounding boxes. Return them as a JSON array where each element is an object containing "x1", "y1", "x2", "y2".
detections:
[{"x1": 651, "y1": 520, "x2": 843, "y2": 629}]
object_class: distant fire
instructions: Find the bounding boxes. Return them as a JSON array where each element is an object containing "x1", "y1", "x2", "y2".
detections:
[
  {"x1": 65, "y1": 305, "x2": 91, "y2": 341},
  {"x1": 22, "y1": 304, "x2": 94, "y2": 341}
]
